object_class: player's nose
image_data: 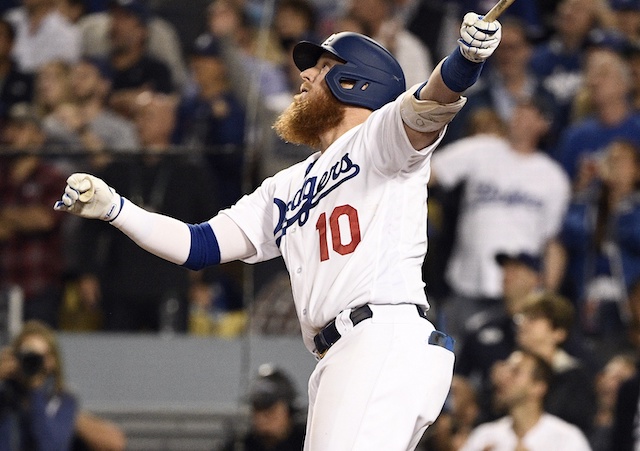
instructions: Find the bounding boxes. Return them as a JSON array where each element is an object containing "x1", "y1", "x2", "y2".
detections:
[{"x1": 300, "y1": 66, "x2": 317, "y2": 82}]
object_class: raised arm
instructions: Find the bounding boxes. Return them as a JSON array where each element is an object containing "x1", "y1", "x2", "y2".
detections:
[
  {"x1": 402, "y1": 13, "x2": 502, "y2": 150},
  {"x1": 53, "y1": 174, "x2": 256, "y2": 269}
]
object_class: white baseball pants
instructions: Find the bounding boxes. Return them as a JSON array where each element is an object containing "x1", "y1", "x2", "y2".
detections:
[{"x1": 304, "y1": 304, "x2": 455, "y2": 451}]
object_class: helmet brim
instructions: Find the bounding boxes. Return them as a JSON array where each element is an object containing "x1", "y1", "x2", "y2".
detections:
[
  {"x1": 293, "y1": 41, "x2": 347, "y2": 71},
  {"x1": 293, "y1": 41, "x2": 326, "y2": 71}
]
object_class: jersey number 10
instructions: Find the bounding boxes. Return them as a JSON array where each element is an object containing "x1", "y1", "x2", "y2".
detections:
[{"x1": 315, "y1": 204, "x2": 361, "y2": 262}]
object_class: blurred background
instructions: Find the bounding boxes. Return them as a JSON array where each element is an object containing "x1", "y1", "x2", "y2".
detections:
[{"x1": 1, "y1": 0, "x2": 640, "y2": 449}]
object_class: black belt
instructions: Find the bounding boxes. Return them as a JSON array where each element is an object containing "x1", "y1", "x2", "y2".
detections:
[{"x1": 313, "y1": 304, "x2": 435, "y2": 358}]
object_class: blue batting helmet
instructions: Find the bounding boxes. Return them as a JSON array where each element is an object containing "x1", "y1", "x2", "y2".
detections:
[{"x1": 293, "y1": 32, "x2": 406, "y2": 111}]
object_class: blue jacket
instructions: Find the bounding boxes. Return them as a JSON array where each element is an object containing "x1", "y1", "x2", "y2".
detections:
[
  {"x1": 561, "y1": 189, "x2": 640, "y2": 303},
  {"x1": 0, "y1": 380, "x2": 78, "y2": 451}
]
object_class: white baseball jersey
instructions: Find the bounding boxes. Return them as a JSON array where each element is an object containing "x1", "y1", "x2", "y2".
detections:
[
  {"x1": 222, "y1": 95, "x2": 444, "y2": 352},
  {"x1": 460, "y1": 413, "x2": 592, "y2": 451},
  {"x1": 431, "y1": 134, "x2": 570, "y2": 299}
]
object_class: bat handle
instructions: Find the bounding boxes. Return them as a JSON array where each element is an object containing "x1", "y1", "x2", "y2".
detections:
[{"x1": 484, "y1": 0, "x2": 515, "y2": 22}]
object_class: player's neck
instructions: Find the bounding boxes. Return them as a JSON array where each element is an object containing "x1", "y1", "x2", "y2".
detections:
[
  {"x1": 319, "y1": 108, "x2": 371, "y2": 152},
  {"x1": 510, "y1": 401, "x2": 543, "y2": 438}
]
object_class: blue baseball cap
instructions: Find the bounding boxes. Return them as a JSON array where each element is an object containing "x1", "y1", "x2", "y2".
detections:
[{"x1": 495, "y1": 252, "x2": 542, "y2": 272}]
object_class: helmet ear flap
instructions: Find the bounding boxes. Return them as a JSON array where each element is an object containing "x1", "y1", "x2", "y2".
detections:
[{"x1": 325, "y1": 61, "x2": 403, "y2": 110}]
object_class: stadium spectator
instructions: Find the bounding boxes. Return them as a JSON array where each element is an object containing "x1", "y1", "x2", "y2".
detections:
[
  {"x1": 455, "y1": 251, "x2": 543, "y2": 423},
  {"x1": 145, "y1": 0, "x2": 211, "y2": 57},
  {"x1": 31, "y1": 59, "x2": 80, "y2": 172},
  {"x1": 57, "y1": 0, "x2": 87, "y2": 24},
  {"x1": 250, "y1": 0, "x2": 322, "y2": 180},
  {"x1": 626, "y1": 43, "x2": 640, "y2": 111},
  {"x1": 555, "y1": 48, "x2": 640, "y2": 182},
  {"x1": 344, "y1": 0, "x2": 433, "y2": 87},
  {"x1": 589, "y1": 353, "x2": 636, "y2": 451},
  {"x1": 429, "y1": 99, "x2": 570, "y2": 344},
  {"x1": 0, "y1": 320, "x2": 127, "y2": 450},
  {"x1": 611, "y1": 278, "x2": 640, "y2": 451},
  {"x1": 529, "y1": 0, "x2": 614, "y2": 138},
  {"x1": 78, "y1": 0, "x2": 187, "y2": 92},
  {"x1": 459, "y1": 349, "x2": 592, "y2": 451},
  {"x1": 221, "y1": 363, "x2": 305, "y2": 451},
  {"x1": 187, "y1": 274, "x2": 246, "y2": 338},
  {"x1": 173, "y1": 34, "x2": 246, "y2": 208},
  {"x1": 3, "y1": 0, "x2": 81, "y2": 74},
  {"x1": 273, "y1": 0, "x2": 320, "y2": 56},
  {"x1": 43, "y1": 57, "x2": 139, "y2": 163},
  {"x1": 417, "y1": 375, "x2": 480, "y2": 451},
  {"x1": 611, "y1": 0, "x2": 640, "y2": 45},
  {"x1": 330, "y1": 12, "x2": 372, "y2": 37},
  {"x1": 100, "y1": 0, "x2": 175, "y2": 119},
  {"x1": 515, "y1": 292, "x2": 597, "y2": 434},
  {"x1": 205, "y1": 0, "x2": 289, "y2": 104},
  {"x1": 0, "y1": 103, "x2": 68, "y2": 328},
  {"x1": 0, "y1": 18, "x2": 33, "y2": 124},
  {"x1": 560, "y1": 139, "x2": 640, "y2": 356},
  {"x1": 32, "y1": 59, "x2": 73, "y2": 118}
]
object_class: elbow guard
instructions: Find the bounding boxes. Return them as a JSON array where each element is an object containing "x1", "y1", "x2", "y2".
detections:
[{"x1": 400, "y1": 84, "x2": 467, "y2": 133}]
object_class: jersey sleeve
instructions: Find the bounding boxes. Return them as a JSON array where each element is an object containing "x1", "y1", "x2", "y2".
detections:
[
  {"x1": 220, "y1": 175, "x2": 281, "y2": 264},
  {"x1": 357, "y1": 96, "x2": 446, "y2": 176}
]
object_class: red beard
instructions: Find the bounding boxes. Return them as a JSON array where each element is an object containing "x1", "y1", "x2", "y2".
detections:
[{"x1": 273, "y1": 83, "x2": 346, "y2": 149}]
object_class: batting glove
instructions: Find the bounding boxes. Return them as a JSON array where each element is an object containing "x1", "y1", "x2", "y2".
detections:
[
  {"x1": 54, "y1": 173, "x2": 122, "y2": 221},
  {"x1": 458, "y1": 12, "x2": 502, "y2": 63}
]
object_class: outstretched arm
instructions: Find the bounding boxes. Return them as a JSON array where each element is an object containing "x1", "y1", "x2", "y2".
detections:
[
  {"x1": 54, "y1": 174, "x2": 256, "y2": 269},
  {"x1": 403, "y1": 13, "x2": 502, "y2": 149}
]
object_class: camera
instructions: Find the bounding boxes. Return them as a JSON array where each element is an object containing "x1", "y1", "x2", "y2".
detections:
[{"x1": 16, "y1": 351, "x2": 45, "y2": 377}]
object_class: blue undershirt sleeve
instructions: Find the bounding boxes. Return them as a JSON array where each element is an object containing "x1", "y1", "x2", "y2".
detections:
[{"x1": 183, "y1": 222, "x2": 221, "y2": 270}]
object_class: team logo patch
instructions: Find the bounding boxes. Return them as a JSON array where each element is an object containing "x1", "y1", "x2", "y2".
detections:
[{"x1": 274, "y1": 153, "x2": 360, "y2": 245}]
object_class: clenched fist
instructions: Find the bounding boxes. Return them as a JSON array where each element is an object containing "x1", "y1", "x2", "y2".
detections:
[
  {"x1": 458, "y1": 12, "x2": 502, "y2": 63},
  {"x1": 54, "y1": 173, "x2": 122, "y2": 221}
]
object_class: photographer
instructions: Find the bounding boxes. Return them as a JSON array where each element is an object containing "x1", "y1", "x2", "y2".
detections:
[
  {"x1": 0, "y1": 319, "x2": 78, "y2": 450},
  {"x1": 0, "y1": 320, "x2": 126, "y2": 451},
  {"x1": 221, "y1": 363, "x2": 306, "y2": 451}
]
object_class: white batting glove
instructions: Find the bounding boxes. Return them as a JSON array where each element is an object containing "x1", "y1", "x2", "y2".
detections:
[
  {"x1": 458, "y1": 12, "x2": 502, "y2": 63},
  {"x1": 54, "y1": 173, "x2": 122, "y2": 221}
]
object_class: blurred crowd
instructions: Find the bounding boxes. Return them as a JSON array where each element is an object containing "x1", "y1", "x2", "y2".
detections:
[{"x1": 1, "y1": 0, "x2": 640, "y2": 449}]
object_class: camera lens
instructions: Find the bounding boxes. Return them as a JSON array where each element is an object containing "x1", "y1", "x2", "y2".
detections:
[{"x1": 18, "y1": 352, "x2": 45, "y2": 377}]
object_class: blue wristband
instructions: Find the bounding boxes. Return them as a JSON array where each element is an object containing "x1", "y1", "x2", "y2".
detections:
[{"x1": 440, "y1": 47, "x2": 485, "y2": 93}]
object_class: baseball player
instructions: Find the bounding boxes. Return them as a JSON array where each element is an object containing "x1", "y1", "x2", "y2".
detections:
[{"x1": 54, "y1": 12, "x2": 502, "y2": 451}]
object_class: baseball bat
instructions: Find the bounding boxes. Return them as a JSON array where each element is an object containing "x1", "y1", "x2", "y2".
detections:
[{"x1": 484, "y1": 0, "x2": 516, "y2": 21}]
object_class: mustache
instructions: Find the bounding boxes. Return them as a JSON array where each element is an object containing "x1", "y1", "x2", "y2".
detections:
[{"x1": 299, "y1": 82, "x2": 312, "y2": 93}]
